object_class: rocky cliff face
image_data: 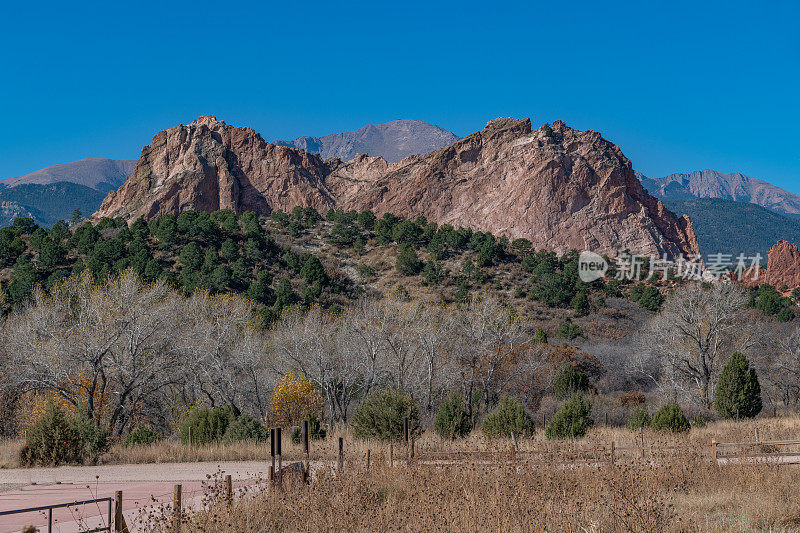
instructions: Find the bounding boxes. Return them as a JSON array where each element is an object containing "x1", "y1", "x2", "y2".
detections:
[
  {"x1": 98, "y1": 116, "x2": 338, "y2": 220},
  {"x1": 764, "y1": 241, "x2": 800, "y2": 289},
  {"x1": 330, "y1": 118, "x2": 698, "y2": 258},
  {"x1": 97, "y1": 116, "x2": 699, "y2": 258},
  {"x1": 275, "y1": 119, "x2": 460, "y2": 162}
]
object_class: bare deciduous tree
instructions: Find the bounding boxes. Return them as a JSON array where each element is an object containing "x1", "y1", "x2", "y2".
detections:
[{"x1": 648, "y1": 283, "x2": 751, "y2": 407}]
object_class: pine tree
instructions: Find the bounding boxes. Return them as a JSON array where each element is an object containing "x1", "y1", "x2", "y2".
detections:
[{"x1": 714, "y1": 352, "x2": 762, "y2": 419}]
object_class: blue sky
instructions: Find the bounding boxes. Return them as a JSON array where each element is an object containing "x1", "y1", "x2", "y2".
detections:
[{"x1": 2, "y1": 0, "x2": 798, "y2": 191}]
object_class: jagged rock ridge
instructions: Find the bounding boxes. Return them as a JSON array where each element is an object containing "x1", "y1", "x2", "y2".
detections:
[
  {"x1": 639, "y1": 169, "x2": 800, "y2": 217},
  {"x1": 764, "y1": 241, "x2": 800, "y2": 290},
  {"x1": 275, "y1": 119, "x2": 460, "y2": 162},
  {"x1": 97, "y1": 116, "x2": 699, "y2": 259}
]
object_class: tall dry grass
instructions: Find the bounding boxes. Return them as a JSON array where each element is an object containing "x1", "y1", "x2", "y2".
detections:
[
  {"x1": 140, "y1": 453, "x2": 800, "y2": 532},
  {"x1": 124, "y1": 417, "x2": 800, "y2": 531}
]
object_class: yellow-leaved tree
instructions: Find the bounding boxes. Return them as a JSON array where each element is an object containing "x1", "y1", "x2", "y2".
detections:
[{"x1": 269, "y1": 372, "x2": 323, "y2": 427}]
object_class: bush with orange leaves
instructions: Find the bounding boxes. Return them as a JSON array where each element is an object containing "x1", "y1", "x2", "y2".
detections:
[
  {"x1": 268, "y1": 372, "x2": 323, "y2": 427},
  {"x1": 16, "y1": 371, "x2": 111, "y2": 437}
]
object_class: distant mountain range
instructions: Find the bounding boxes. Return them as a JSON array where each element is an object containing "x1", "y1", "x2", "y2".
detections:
[
  {"x1": 0, "y1": 158, "x2": 136, "y2": 227},
  {"x1": 0, "y1": 182, "x2": 110, "y2": 227},
  {"x1": 661, "y1": 197, "x2": 800, "y2": 258},
  {"x1": 0, "y1": 158, "x2": 136, "y2": 191},
  {"x1": 639, "y1": 169, "x2": 800, "y2": 217},
  {"x1": 274, "y1": 119, "x2": 460, "y2": 162}
]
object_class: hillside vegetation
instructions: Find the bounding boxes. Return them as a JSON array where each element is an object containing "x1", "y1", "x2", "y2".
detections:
[
  {"x1": 665, "y1": 197, "x2": 800, "y2": 257},
  {"x1": 0, "y1": 208, "x2": 640, "y2": 329},
  {"x1": 0, "y1": 182, "x2": 108, "y2": 227}
]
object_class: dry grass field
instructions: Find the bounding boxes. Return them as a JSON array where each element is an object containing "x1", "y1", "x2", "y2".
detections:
[
  {"x1": 4, "y1": 418, "x2": 800, "y2": 530},
  {"x1": 73, "y1": 416, "x2": 799, "y2": 532},
  {"x1": 140, "y1": 452, "x2": 800, "y2": 532}
]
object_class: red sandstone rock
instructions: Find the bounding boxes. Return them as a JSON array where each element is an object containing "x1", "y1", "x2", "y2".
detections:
[
  {"x1": 765, "y1": 240, "x2": 800, "y2": 290},
  {"x1": 96, "y1": 116, "x2": 700, "y2": 259}
]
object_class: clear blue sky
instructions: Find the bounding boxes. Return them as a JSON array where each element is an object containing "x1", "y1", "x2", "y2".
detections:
[{"x1": 2, "y1": 0, "x2": 798, "y2": 191}]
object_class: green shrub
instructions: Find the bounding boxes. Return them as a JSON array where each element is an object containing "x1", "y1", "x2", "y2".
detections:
[
  {"x1": 570, "y1": 290, "x2": 590, "y2": 315},
  {"x1": 714, "y1": 352, "x2": 762, "y2": 419},
  {"x1": 651, "y1": 403, "x2": 690, "y2": 433},
  {"x1": 20, "y1": 401, "x2": 109, "y2": 466},
  {"x1": 223, "y1": 414, "x2": 268, "y2": 442},
  {"x1": 396, "y1": 244, "x2": 422, "y2": 276},
  {"x1": 180, "y1": 405, "x2": 236, "y2": 444},
  {"x1": 291, "y1": 413, "x2": 327, "y2": 444},
  {"x1": 481, "y1": 397, "x2": 535, "y2": 439},
  {"x1": 352, "y1": 389, "x2": 420, "y2": 441},
  {"x1": 545, "y1": 393, "x2": 593, "y2": 440},
  {"x1": 553, "y1": 364, "x2": 589, "y2": 400},
  {"x1": 626, "y1": 407, "x2": 651, "y2": 430},
  {"x1": 629, "y1": 283, "x2": 664, "y2": 311},
  {"x1": 434, "y1": 392, "x2": 472, "y2": 440},
  {"x1": 777, "y1": 307, "x2": 796, "y2": 322},
  {"x1": 691, "y1": 414, "x2": 707, "y2": 428},
  {"x1": 124, "y1": 425, "x2": 161, "y2": 447},
  {"x1": 557, "y1": 320, "x2": 583, "y2": 340}
]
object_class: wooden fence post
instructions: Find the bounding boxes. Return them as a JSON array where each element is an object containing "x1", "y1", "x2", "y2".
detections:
[
  {"x1": 270, "y1": 427, "x2": 276, "y2": 480},
  {"x1": 711, "y1": 439, "x2": 717, "y2": 462},
  {"x1": 754, "y1": 427, "x2": 760, "y2": 444},
  {"x1": 366, "y1": 449, "x2": 371, "y2": 471},
  {"x1": 640, "y1": 427, "x2": 645, "y2": 459},
  {"x1": 114, "y1": 490, "x2": 128, "y2": 533},
  {"x1": 187, "y1": 426, "x2": 192, "y2": 447},
  {"x1": 303, "y1": 419, "x2": 310, "y2": 481},
  {"x1": 173, "y1": 484, "x2": 182, "y2": 533},
  {"x1": 338, "y1": 437, "x2": 344, "y2": 474},
  {"x1": 276, "y1": 427, "x2": 283, "y2": 487},
  {"x1": 511, "y1": 431, "x2": 519, "y2": 452},
  {"x1": 225, "y1": 475, "x2": 232, "y2": 506}
]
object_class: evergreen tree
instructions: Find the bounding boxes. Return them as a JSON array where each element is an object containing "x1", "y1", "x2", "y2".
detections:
[
  {"x1": 651, "y1": 402, "x2": 690, "y2": 432},
  {"x1": 300, "y1": 254, "x2": 328, "y2": 286},
  {"x1": 247, "y1": 269, "x2": 274, "y2": 304},
  {"x1": 545, "y1": 392, "x2": 593, "y2": 439},
  {"x1": 9, "y1": 255, "x2": 36, "y2": 303},
  {"x1": 434, "y1": 392, "x2": 472, "y2": 439},
  {"x1": 273, "y1": 278, "x2": 296, "y2": 313},
  {"x1": 714, "y1": 352, "x2": 762, "y2": 419},
  {"x1": 481, "y1": 396, "x2": 535, "y2": 438},
  {"x1": 179, "y1": 242, "x2": 203, "y2": 271},
  {"x1": 396, "y1": 243, "x2": 422, "y2": 276},
  {"x1": 38, "y1": 239, "x2": 65, "y2": 270},
  {"x1": 220, "y1": 239, "x2": 240, "y2": 263},
  {"x1": 553, "y1": 364, "x2": 589, "y2": 400},
  {"x1": 208, "y1": 265, "x2": 232, "y2": 291}
]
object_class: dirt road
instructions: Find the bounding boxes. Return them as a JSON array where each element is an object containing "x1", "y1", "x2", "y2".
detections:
[{"x1": 0, "y1": 460, "x2": 274, "y2": 533}]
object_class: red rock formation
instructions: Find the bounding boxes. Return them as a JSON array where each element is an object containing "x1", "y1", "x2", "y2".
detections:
[
  {"x1": 96, "y1": 116, "x2": 700, "y2": 259},
  {"x1": 765, "y1": 240, "x2": 800, "y2": 289}
]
